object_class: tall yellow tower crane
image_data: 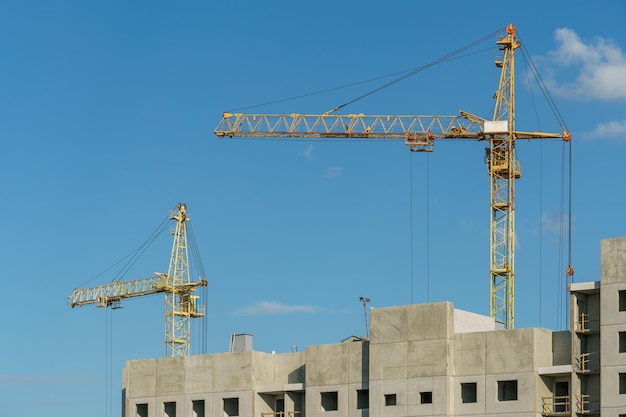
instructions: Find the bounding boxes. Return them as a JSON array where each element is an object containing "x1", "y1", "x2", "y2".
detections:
[
  {"x1": 68, "y1": 203, "x2": 208, "y2": 357},
  {"x1": 213, "y1": 25, "x2": 570, "y2": 329}
]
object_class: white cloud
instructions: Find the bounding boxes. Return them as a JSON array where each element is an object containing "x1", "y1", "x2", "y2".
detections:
[
  {"x1": 231, "y1": 301, "x2": 318, "y2": 316},
  {"x1": 299, "y1": 145, "x2": 314, "y2": 160},
  {"x1": 325, "y1": 166, "x2": 342, "y2": 178},
  {"x1": 583, "y1": 119, "x2": 626, "y2": 143},
  {"x1": 542, "y1": 28, "x2": 626, "y2": 100},
  {"x1": 540, "y1": 210, "x2": 573, "y2": 237}
]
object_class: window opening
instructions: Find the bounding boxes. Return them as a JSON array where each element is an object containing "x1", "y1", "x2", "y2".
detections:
[
  {"x1": 554, "y1": 381, "x2": 569, "y2": 413},
  {"x1": 384, "y1": 393, "x2": 397, "y2": 406},
  {"x1": 498, "y1": 380, "x2": 518, "y2": 401},
  {"x1": 275, "y1": 397, "x2": 285, "y2": 417},
  {"x1": 321, "y1": 392, "x2": 338, "y2": 411},
  {"x1": 620, "y1": 332, "x2": 626, "y2": 353},
  {"x1": 357, "y1": 389, "x2": 369, "y2": 409},
  {"x1": 461, "y1": 383, "x2": 477, "y2": 403},
  {"x1": 420, "y1": 391, "x2": 432, "y2": 404},
  {"x1": 136, "y1": 403, "x2": 148, "y2": 417},
  {"x1": 164, "y1": 402, "x2": 176, "y2": 417},
  {"x1": 224, "y1": 398, "x2": 239, "y2": 417},
  {"x1": 192, "y1": 400, "x2": 205, "y2": 417}
]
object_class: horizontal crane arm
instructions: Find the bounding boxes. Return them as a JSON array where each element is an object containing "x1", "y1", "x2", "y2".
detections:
[
  {"x1": 214, "y1": 112, "x2": 566, "y2": 150},
  {"x1": 68, "y1": 274, "x2": 208, "y2": 308},
  {"x1": 214, "y1": 112, "x2": 484, "y2": 149}
]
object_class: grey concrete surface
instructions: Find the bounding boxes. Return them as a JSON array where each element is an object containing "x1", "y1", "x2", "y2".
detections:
[{"x1": 123, "y1": 237, "x2": 626, "y2": 417}]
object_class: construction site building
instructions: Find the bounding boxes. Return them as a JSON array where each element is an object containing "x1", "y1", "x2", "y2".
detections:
[{"x1": 122, "y1": 237, "x2": 626, "y2": 417}]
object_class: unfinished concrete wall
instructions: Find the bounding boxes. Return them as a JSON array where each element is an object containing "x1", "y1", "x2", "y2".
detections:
[
  {"x1": 600, "y1": 237, "x2": 626, "y2": 415},
  {"x1": 304, "y1": 340, "x2": 367, "y2": 417},
  {"x1": 453, "y1": 332, "x2": 487, "y2": 416},
  {"x1": 454, "y1": 308, "x2": 496, "y2": 334},
  {"x1": 251, "y1": 351, "x2": 305, "y2": 387},
  {"x1": 551, "y1": 331, "x2": 571, "y2": 366},
  {"x1": 124, "y1": 349, "x2": 307, "y2": 417},
  {"x1": 252, "y1": 352, "x2": 306, "y2": 417},
  {"x1": 123, "y1": 291, "x2": 596, "y2": 417},
  {"x1": 452, "y1": 328, "x2": 553, "y2": 416},
  {"x1": 368, "y1": 302, "x2": 454, "y2": 417}
]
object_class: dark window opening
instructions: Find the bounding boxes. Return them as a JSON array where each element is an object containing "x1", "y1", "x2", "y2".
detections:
[
  {"x1": 136, "y1": 404, "x2": 148, "y2": 417},
  {"x1": 620, "y1": 290, "x2": 626, "y2": 311},
  {"x1": 384, "y1": 393, "x2": 397, "y2": 406},
  {"x1": 164, "y1": 402, "x2": 176, "y2": 417},
  {"x1": 321, "y1": 391, "x2": 338, "y2": 411},
  {"x1": 275, "y1": 398, "x2": 285, "y2": 417},
  {"x1": 224, "y1": 398, "x2": 239, "y2": 417},
  {"x1": 498, "y1": 380, "x2": 518, "y2": 401},
  {"x1": 357, "y1": 389, "x2": 369, "y2": 409},
  {"x1": 620, "y1": 373, "x2": 626, "y2": 395},
  {"x1": 192, "y1": 400, "x2": 205, "y2": 417},
  {"x1": 620, "y1": 332, "x2": 626, "y2": 353},
  {"x1": 420, "y1": 391, "x2": 432, "y2": 404},
  {"x1": 461, "y1": 383, "x2": 477, "y2": 403},
  {"x1": 554, "y1": 381, "x2": 569, "y2": 412}
]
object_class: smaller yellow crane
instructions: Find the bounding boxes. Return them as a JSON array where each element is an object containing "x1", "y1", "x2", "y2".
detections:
[{"x1": 68, "y1": 203, "x2": 207, "y2": 357}]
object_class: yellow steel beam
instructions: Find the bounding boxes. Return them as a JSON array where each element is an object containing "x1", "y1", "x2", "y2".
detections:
[{"x1": 68, "y1": 274, "x2": 168, "y2": 308}]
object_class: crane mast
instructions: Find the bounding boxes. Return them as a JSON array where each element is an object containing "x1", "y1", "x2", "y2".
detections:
[
  {"x1": 164, "y1": 203, "x2": 204, "y2": 357},
  {"x1": 69, "y1": 203, "x2": 207, "y2": 356},
  {"x1": 489, "y1": 24, "x2": 518, "y2": 328},
  {"x1": 213, "y1": 24, "x2": 569, "y2": 329}
]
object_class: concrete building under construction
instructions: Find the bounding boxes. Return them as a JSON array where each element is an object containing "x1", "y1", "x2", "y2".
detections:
[{"x1": 122, "y1": 237, "x2": 626, "y2": 417}]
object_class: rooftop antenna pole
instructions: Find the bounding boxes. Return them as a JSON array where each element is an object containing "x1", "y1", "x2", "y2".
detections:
[{"x1": 359, "y1": 297, "x2": 371, "y2": 339}]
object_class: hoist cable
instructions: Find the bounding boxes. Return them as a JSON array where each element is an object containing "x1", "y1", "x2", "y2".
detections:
[
  {"x1": 227, "y1": 34, "x2": 500, "y2": 114},
  {"x1": 563, "y1": 139, "x2": 574, "y2": 328},
  {"x1": 326, "y1": 30, "x2": 502, "y2": 114},
  {"x1": 187, "y1": 223, "x2": 207, "y2": 278},
  {"x1": 409, "y1": 152, "x2": 414, "y2": 304},
  {"x1": 518, "y1": 36, "x2": 570, "y2": 132},
  {"x1": 518, "y1": 33, "x2": 574, "y2": 328},
  {"x1": 426, "y1": 153, "x2": 431, "y2": 303},
  {"x1": 558, "y1": 142, "x2": 567, "y2": 329},
  {"x1": 72, "y1": 214, "x2": 170, "y2": 290},
  {"x1": 113, "y1": 215, "x2": 170, "y2": 282},
  {"x1": 187, "y1": 222, "x2": 208, "y2": 354},
  {"x1": 539, "y1": 141, "x2": 544, "y2": 328},
  {"x1": 521, "y1": 46, "x2": 545, "y2": 326}
]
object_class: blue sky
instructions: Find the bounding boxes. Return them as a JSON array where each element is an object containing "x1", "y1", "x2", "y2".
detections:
[{"x1": 1, "y1": 1, "x2": 625, "y2": 416}]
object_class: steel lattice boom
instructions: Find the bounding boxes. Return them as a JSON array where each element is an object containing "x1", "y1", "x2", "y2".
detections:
[
  {"x1": 68, "y1": 203, "x2": 207, "y2": 356},
  {"x1": 214, "y1": 25, "x2": 569, "y2": 329},
  {"x1": 69, "y1": 274, "x2": 168, "y2": 308}
]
